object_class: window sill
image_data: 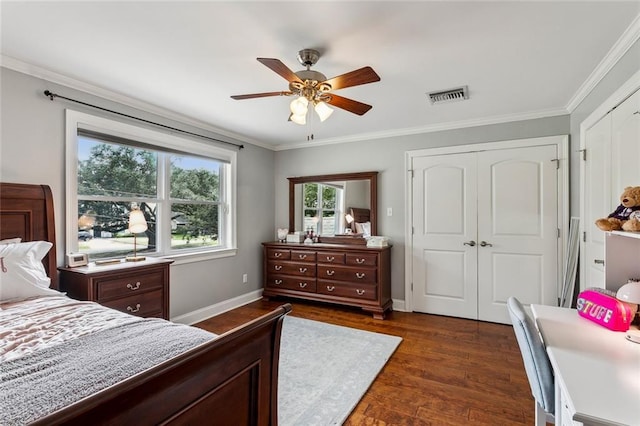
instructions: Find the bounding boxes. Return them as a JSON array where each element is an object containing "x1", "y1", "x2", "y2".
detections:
[{"x1": 161, "y1": 248, "x2": 238, "y2": 265}]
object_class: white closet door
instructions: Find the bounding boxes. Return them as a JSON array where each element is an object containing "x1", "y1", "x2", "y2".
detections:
[
  {"x1": 411, "y1": 152, "x2": 478, "y2": 320},
  {"x1": 584, "y1": 114, "x2": 611, "y2": 288},
  {"x1": 476, "y1": 145, "x2": 559, "y2": 323},
  {"x1": 611, "y1": 89, "x2": 640, "y2": 193}
]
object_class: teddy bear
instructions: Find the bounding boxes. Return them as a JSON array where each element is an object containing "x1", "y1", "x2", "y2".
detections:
[{"x1": 595, "y1": 186, "x2": 640, "y2": 231}]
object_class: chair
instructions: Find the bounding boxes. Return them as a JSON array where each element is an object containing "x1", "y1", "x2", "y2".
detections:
[{"x1": 507, "y1": 297, "x2": 555, "y2": 425}]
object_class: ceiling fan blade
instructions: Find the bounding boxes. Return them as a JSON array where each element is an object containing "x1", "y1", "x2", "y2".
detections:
[
  {"x1": 231, "y1": 91, "x2": 292, "y2": 100},
  {"x1": 257, "y1": 58, "x2": 302, "y2": 83},
  {"x1": 323, "y1": 66, "x2": 380, "y2": 90},
  {"x1": 325, "y1": 94, "x2": 373, "y2": 116}
]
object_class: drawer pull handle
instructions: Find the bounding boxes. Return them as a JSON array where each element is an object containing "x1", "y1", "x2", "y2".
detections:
[
  {"x1": 356, "y1": 272, "x2": 366, "y2": 279},
  {"x1": 298, "y1": 254, "x2": 307, "y2": 259},
  {"x1": 127, "y1": 304, "x2": 141, "y2": 313},
  {"x1": 127, "y1": 282, "x2": 141, "y2": 291},
  {"x1": 274, "y1": 265, "x2": 282, "y2": 271},
  {"x1": 326, "y1": 270, "x2": 335, "y2": 276},
  {"x1": 299, "y1": 267, "x2": 308, "y2": 273},
  {"x1": 326, "y1": 256, "x2": 335, "y2": 262},
  {"x1": 274, "y1": 279, "x2": 283, "y2": 285},
  {"x1": 356, "y1": 258, "x2": 365, "y2": 264},
  {"x1": 274, "y1": 252, "x2": 282, "y2": 258},
  {"x1": 299, "y1": 282, "x2": 308, "y2": 288},
  {"x1": 356, "y1": 289, "x2": 365, "y2": 295},
  {"x1": 326, "y1": 286, "x2": 335, "y2": 292}
]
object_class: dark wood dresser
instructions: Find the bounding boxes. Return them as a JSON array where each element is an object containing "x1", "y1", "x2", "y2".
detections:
[
  {"x1": 262, "y1": 242, "x2": 392, "y2": 319},
  {"x1": 59, "y1": 257, "x2": 173, "y2": 320}
]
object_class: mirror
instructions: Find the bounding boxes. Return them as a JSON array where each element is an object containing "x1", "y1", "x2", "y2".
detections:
[{"x1": 288, "y1": 171, "x2": 377, "y2": 238}]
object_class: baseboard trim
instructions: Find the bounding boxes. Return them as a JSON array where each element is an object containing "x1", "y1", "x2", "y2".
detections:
[
  {"x1": 392, "y1": 299, "x2": 407, "y2": 312},
  {"x1": 172, "y1": 292, "x2": 408, "y2": 324},
  {"x1": 171, "y1": 289, "x2": 263, "y2": 325}
]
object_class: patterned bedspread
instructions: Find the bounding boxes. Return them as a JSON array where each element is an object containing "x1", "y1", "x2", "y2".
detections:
[{"x1": 0, "y1": 295, "x2": 216, "y2": 424}]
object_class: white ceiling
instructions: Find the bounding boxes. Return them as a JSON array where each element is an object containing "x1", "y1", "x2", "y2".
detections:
[{"x1": 2, "y1": 1, "x2": 639, "y2": 150}]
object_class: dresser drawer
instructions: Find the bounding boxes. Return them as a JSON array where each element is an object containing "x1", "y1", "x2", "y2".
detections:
[
  {"x1": 317, "y1": 265, "x2": 377, "y2": 284},
  {"x1": 265, "y1": 275, "x2": 317, "y2": 293},
  {"x1": 96, "y1": 270, "x2": 164, "y2": 301},
  {"x1": 316, "y1": 252, "x2": 346, "y2": 265},
  {"x1": 268, "y1": 261, "x2": 316, "y2": 277},
  {"x1": 317, "y1": 281, "x2": 377, "y2": 301},
  {"x1": 267, "y1": 248, "x2": 291, "y2": 260},
  {"x1": 290, "y1": 250, "x2": 316, "y2": 262},
  {"x1": 101, "y1": 289, "x2": 164, "y2": 317},
  {"x1": 346, "y1": 253, "x2": 378, "y2": 267}
]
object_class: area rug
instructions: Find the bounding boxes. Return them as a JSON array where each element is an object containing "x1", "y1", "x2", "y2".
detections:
[{"x1": 278, "y1": 316, "x2": 402, "y2": 425}]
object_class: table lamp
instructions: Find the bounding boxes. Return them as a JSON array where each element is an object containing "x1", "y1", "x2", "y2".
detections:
[
  {"x1": 126, "y1": 208, "x2": 148, "y2": 262},
  {"x1": 616, "y1": 281, "x2": 640, "y2": 343}
]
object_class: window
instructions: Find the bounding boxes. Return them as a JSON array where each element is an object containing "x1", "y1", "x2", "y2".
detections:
[
  {"x1": 66, "y1": 110, "x2": 236, "y2": 261},
  {"x1": 301, "y1": 182, "x2": 344, "y2": 236}
]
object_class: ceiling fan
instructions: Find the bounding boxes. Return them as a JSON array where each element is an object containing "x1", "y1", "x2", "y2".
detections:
[{"x1": 230, "y1": 49, "x2": 380, "y2": 125}]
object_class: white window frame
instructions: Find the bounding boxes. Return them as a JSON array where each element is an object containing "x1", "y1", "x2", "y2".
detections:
[{"x1": 65, "y1": 110, "x2": 237, "y2": 263}]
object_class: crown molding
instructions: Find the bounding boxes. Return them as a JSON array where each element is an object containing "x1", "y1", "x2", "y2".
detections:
[
  {"x1": 565, "y1": 14, "x2": 640, "y2": 113},
  {"x1": 0, "y1": 55, "x2": 272, "y2": 150},
  {"x1": 272, "y1": 107, "x2": 569, "y2": 151}
]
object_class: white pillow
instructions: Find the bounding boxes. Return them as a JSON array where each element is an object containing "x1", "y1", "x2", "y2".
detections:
[
  {"x1": 355, "y1": 221, "x2": 372, "y2": 238},
  {"x1": 0, "y1": 241, "x2": 61, "y2": 301},
  {"x1": 0, "y1": 238, "x2": 22, "y2": 244}
]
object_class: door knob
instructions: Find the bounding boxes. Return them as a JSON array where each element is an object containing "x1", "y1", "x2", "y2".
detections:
[
  {"x1": 463, "y1": 241, "x2": 476, "y2": 246},
  {"x1": 479, "y1": 241, "x2": 493, "y2": 247}
]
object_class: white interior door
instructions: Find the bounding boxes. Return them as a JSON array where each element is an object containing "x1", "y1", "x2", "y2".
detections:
[
  {"x1": 476, "y1": 145, "x2": 559, "y2": 323},
  {"x1": 583, "y1": 114, "x2": 611, "y2": 288},
  {"x1": 611, "y1": 89, "x2": 640, "y2": 193},
  {"x1": 411, "y1": 152, "x2": 478, "y2": 320}
]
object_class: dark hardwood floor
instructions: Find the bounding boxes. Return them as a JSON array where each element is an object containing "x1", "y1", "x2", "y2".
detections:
[{"x1": 195, "y1": 299, "x2": 539, "y2": 425}]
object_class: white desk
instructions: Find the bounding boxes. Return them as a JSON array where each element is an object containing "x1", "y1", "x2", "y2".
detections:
[{"x1": 531, "y1": 305, "x2": 640, "y2": 426}]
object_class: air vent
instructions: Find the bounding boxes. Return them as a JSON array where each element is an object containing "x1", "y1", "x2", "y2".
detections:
[{"x1": 427, "y1": 86, "x2": 469, "y2": 104}]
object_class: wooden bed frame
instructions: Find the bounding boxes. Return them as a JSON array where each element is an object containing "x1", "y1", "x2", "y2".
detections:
[{"x1": 0, "y1": 182, "x2": 290, "y2": 425}]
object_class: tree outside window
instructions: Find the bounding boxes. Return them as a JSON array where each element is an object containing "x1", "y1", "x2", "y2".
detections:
[{"x1": 76, "y1": 135, "x2": 223, "y2": 260}]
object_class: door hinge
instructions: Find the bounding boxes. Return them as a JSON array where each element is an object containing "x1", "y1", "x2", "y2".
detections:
[
  {"x1": 408, "y1": 169, "x2": 414, "y2": 178},
  {"x1": 411, "y1": 282, "x2": 413, "y2": 291},
  {"x1": 579, "y1": 149, "x2": 586, "y2": 161},
  {"x1": 551, "y1": 158, "x2": 560, "y2": 169},
  {"x1": 583, "y1": 231, "x2": 586, "y2": 242},
  {"x1": 412, "y1": 226, "x2": 415, "y2": 235},
  {"x1": 557, "y1": 228, "x2": 561, "y2": 238}
]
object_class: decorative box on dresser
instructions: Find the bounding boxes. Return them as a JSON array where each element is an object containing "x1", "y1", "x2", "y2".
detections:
[
  {"x1": 59, "y1": 257, "x2": 173, "y2": 320},
  {"x1": 262, "y1": 242, "x2": 392, "y2": 319}
]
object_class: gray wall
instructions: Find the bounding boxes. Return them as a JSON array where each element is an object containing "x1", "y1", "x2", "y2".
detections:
[
  {"x1": 274, "y1": 116, "x2": 570, "y2": 302},
  {"x1": 273, "y1": 38, "x2": 640, "y2": 303},
  {"x1": 0, "y1": 68, "x2": 275, "y2": 319}
]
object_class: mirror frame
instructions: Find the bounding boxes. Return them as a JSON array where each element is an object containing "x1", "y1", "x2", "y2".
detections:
[{"x1": 288, "y1": 171, "x2": 378, "y2": 237}]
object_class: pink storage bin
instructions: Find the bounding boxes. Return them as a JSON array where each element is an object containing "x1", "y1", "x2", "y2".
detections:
[{"x1": 575, "y1": 288, "x2": 634, "y2": 331}]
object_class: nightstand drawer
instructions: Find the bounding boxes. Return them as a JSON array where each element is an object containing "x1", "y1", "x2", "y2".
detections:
[
  {"x1": 97, "y1": 270, "x2": 164, "y2": 301},
  {"x1": 102, "y1": 290, "x2": 164, "y2": 317}
]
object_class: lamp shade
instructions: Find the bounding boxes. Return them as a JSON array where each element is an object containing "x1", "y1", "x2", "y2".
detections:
[
  {"x1": 290, "y1": 112, "x2": 306, "y2": 125},
  {"x1": 128, "y1": 209, "x2": 148, "y2": 234},
  {"x1": 617, "y1": 281, "x2": 640, "y2": 304},
  {"x1": 290, "y1": 96, "x2": 309, "y2": 115},
  {"x1": 314, "y1": 101, "x2": 334, "y2": 122}
]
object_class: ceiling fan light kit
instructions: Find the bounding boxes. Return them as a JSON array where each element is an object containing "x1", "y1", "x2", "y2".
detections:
[{"x1": 231, "y1": 48, "x2": 380, "y2": 126}]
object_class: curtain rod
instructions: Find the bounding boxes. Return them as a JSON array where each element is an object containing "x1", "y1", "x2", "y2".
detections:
[{"x1": 43, "y1": 90, "x2": 244, "y2": 150}]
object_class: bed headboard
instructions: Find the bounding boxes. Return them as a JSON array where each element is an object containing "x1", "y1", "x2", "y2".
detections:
[
  {"x1": 0, "y1": 182, "x2": 58, "y2": 289},
  {"x1": 348, "y1": 207, "x2": 371, "y2": 231}
]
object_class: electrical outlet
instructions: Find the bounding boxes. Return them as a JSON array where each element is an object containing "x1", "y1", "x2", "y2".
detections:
[{"x1": 242, "y1": 273, "x2": 248, "y2": 283}]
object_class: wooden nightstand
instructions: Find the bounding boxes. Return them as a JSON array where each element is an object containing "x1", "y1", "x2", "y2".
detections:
[{"x1": 59, "y1": 257, "x2": 173, "y2": 320}]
